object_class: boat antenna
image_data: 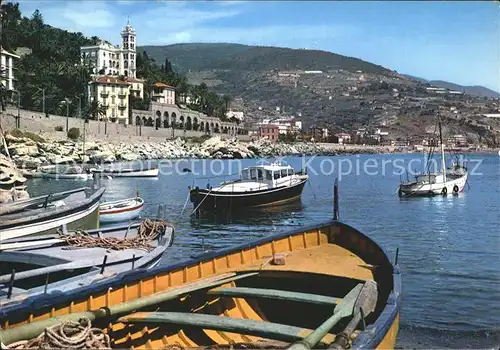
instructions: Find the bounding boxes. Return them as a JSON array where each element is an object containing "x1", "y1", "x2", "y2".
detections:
[{"x1": 438, "y1": 113, "x2": 447, "y2": 183}]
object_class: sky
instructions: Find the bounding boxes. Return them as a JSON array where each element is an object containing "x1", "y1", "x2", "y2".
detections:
[{"x1": 16, "y1": 0, "x2": 500, "y2": 92}]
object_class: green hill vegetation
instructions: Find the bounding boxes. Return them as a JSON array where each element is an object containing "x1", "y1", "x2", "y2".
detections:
[
  {"x1": 140, "y1": 43, "x2": 393, "y2": 75},
  {"x1": 0, "y1": 3, "x2": 232, "y2": 120}
]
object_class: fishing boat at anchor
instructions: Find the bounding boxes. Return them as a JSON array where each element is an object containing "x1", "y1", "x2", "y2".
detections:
[
  {"x1": 398, "y1": 115, "x2": 468, "y2": 197},
  {"x1": 190, "y1": 162, "x2": 308, "y2": 212},
  {"x1": 0, "y1": 180, "x2": 401, "y2": 349},
  {"x1": 99, "y1": 196, "x2": 145, "y2": 224},
  {"x1": 91, "y1": 165, "x2": 159, "y2": 178},
  {"x1": 0, "y1": 187, "x2": 104, "y2": 241},
  {"x1": 0, "y1": 219, "x2": 174, "y2": 305}
]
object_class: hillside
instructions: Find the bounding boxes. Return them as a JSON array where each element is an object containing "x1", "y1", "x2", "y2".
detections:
[
  {"x1": 138, "y1": 43, "x2": 499, "y2": 146},
  {"x1": 140, "y1": 43, "x2": 393, "y2": 75},
  {"x1": 427, "y1": 81, "x2": 499, "y2": 99}
]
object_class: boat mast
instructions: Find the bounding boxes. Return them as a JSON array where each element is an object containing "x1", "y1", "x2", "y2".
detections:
[{"x1": 438, "y1": 114, "x2": 447, "y2": 183}]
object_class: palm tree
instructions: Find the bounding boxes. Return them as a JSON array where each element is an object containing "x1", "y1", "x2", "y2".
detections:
[{"x1": 85, "y1": 100, "x2": 107, "y2": 120}]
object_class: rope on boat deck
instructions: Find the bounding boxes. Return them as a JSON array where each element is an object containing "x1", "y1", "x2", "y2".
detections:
[
  {"x1": 5, "y1": 317, "x2": 110, "y2": 349},
  {"x1": 57, "y1": 219, "x2": 168, "y2": 252}
]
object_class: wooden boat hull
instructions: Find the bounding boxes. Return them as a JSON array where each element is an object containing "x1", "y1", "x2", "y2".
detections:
[
  {"x1": 0, "y1": 220, "x2": 175, "y2": 304},
  {"x1": 190, "y1": 178, "x2": 307, "y2": 212},
  {"x1": 99, "y1": 197, "x2": 145, "y2": 224},
  {"x1": 0, "y1": 188, "x2": 104, "y2": 241},
  {"x1": 92, "y1": 167, "x2": 159, "y2": 178},
  {"x1": 39, "y1": 172, "x2": 93, "y2": 180},
  {"x1": 0, "y1": 220, "x2": 401, "y2": 349}
]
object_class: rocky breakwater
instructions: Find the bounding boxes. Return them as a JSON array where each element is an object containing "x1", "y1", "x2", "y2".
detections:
[
  {"x1": 6, "y1": 133, "x2": 384, "y2": 169},
  {"x1": 0, "y1": 154, "x2": 29, "y2": 203}
]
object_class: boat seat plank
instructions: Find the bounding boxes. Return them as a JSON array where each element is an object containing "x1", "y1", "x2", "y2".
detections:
[
  {"x1": 118, "y1": 312, "x2": 334, "y2": 345},
  {"x1": 208, "y1": 287, "x2": 341, "y2": 306}
]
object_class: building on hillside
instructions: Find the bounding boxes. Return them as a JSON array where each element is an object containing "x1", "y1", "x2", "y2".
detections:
[
  {"x1": 88, "y1": 76, "x2": 130, "y2": 124},
  {"x1": 125, "y1": 77, "x2": 145, "y2": 99},
  {"x1": 334, "y1": 132, "x2": 351, "y2": 144},
  {"x1": 309, "y1": 126, "x2": 328, "y2": 141},
  {"x1": 80, "y1": 22, "x2": 137, "y2": 78},
  {"x1": 226, "y1": 110, "x2": 244, "y2": 123},
  {"x1": 447, "y1": 134, "x2": 468, "y2": 148},
  {"x1": 256, "y1": 116, "x2": 302, "y2": 135},
  {"x1": 0, "y1": 48, "x2": 20, "y2": 92},
  {"x1": 260, "y1": 125, "x2": 279, "y2": 142},
  {"x1": 150, "y1": 82, "x2": 176, "y2": 105}
]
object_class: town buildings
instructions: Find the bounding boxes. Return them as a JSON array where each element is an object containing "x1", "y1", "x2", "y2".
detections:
[
  {"x1": 260, "y1": 125, "x2": 279, "y2": 141},
  {"x1": 0, "y1": 48, "x2": 20, "y2": 93},
  {"x1": 88, "y1": 76, "x2": 130, "y2": 124},
  {"x1": 257, "y1": 116, "x2": 302, "y2": 135}
]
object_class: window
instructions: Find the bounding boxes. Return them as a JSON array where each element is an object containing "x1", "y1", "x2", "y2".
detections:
[
  {"x1": 112, "y1": 96, "x2": 115, "y2": 104},
  {"x1": 265, "y1": 171, "x2": 272, "y2": 180},
  {"x1": 257, "y1": 169, "x2": 263, "y2": 180},
  {"x1": 241, "y1": 169, "x2": 250, "y2": 180},
  {"x1": 250, "y1": 169, "x2": 258, "y2": 180},
  {"x1": 131, "y1": 36, "x2": 135, "y2": 42},
  {"x1": 120, "y1": 109, "x2": 124, "y2": 116},
  {"x1": 273, "y1": 171, "x2": 280, "y2": 179},
  {"x1": 130, "y1": 44, "x2": 135, "y2": 50},
  {"x1": 112, "y1": 85, "x2": 115, "y2": 92},
  {"x1": 281, "y1": 169, "x2": 287, "y2": 177},
  {"x1": 287, "y1": 169, "x2": 294, "y2": 176},
  {"x1": 131, "y1": 54, "x2": 135, "y2": 59},
  {"x1": 124, "y1": 53, "x2": 128, "y2": 59}
]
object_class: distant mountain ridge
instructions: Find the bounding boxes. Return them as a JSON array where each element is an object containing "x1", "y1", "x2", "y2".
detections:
[
  {"x1": 402, "y1": 75, "x2": 498, "y2": 99},
  {"x1": 140, "y1": 43, "x2": 393, "y2": 75}
]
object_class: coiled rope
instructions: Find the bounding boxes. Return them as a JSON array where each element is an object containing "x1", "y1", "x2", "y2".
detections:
[
  {"x1": 57, "y1": 219, "x2": 167, "y2": 252},
  {"x1": 6, "y1": 317, "x2": 110, "y2": 349}
]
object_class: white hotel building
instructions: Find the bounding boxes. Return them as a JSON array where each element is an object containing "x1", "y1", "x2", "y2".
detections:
[
  {"x1": 80, "y1": 23, "x2": 137, "y2": 78},
  {"x1": 1, "y1": 48, "x2": 20, "y2": 92}
]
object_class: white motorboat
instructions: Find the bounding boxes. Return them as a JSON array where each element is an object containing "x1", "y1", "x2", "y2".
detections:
[
  {"x1": 99, "y1": 197, "x2": 145, "y2": 224},
  {"x1": 398, "y1": 116, "x2": 468, "y2": 197}
]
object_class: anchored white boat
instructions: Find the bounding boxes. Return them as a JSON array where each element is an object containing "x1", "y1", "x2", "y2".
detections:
[
  {"x1": 99, "y1": 197, "x2": 145, "y2": 224},
  {"x1": 91, "y1": 166, "x2": 159, "y2": 178},
  {"x1": 398, "y1": 116, "x2": 468, "y2": 197}
]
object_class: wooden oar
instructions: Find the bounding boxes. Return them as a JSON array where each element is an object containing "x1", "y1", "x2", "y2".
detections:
[
  {"x1": 328, "y1": 280, "x2": 378, "y2": 349},
  {"x1": 287, "y1": 281, "x2": 373, "y2": 350},
  {"x1": 0, "y1": 271, "x2": 258, "y2": 345}
]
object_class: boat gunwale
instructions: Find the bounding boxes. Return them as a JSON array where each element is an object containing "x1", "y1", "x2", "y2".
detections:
[{"x1": 0, "y1": 219, "x2": 400, "y2": 349}]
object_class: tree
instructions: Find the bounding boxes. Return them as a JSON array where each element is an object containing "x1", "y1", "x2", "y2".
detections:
[{"x1": 84, "y1": 100, "x2": 107, "y2": 120}]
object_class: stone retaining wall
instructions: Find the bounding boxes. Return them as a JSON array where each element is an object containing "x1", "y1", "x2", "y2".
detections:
[{"x1": 0, "y1": 106, "x2": 251, "y2": 142}]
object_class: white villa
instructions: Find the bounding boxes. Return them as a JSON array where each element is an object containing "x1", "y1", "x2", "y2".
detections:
[
  {"x1": 0, "y1": 48, "x2": 20, "y2": 92},
  {"x1": 80, "y1": 22, "x2": 137, "y2": 78}
]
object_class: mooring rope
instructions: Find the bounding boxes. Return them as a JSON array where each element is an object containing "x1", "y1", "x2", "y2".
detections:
[
  {"x1": 5, "y1": 317, "x2": 110, "y2": 349},
  {"x1": 57, "y1": 219, "x2": 167, "y2": 252}
]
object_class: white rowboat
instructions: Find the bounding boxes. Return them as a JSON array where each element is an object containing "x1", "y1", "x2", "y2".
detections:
[{"x1": 99, "y1": 197, "x2": 145, "y2": 224}]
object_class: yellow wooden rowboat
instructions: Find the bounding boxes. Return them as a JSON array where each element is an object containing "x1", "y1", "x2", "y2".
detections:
[{"x1": 0, "y1": 182, "x2": 401, "y2": 349}]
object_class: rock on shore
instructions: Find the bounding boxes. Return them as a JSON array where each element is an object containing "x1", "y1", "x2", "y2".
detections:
[{"x1": 5, "y1": 134, "x2": 385, "y2": 169}]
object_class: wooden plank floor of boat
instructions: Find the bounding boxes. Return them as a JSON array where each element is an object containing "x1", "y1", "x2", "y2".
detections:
[{"x1": 237, "y1": 244, "x2": 375, "y2": 281}]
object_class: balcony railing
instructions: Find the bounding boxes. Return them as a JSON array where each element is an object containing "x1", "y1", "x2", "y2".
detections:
[
  {"x1": 101, "y1": 102, "x2": 109, "y2": 107},
  {"x1": 101, "y1": 91, "x2": 109, "y2": 98},
  {"x1": 118, "y1": 103, "x2": 127, "y2": 109},
  {"x1": 118, "y1": 92, "x2": 127, "y2": 98}
]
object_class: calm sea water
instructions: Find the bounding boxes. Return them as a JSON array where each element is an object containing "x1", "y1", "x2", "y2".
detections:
[{"x1": 26, "y1": 153, "x2": 500, "y2": 348}]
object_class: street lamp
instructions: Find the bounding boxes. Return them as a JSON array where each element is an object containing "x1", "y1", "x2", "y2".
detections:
[
  {"x1": 60, "y1": 99, "x2": 71, "y2": 132},
  {"x1": 36, "y1": 87, "x2": 45, "y2": 115}
]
